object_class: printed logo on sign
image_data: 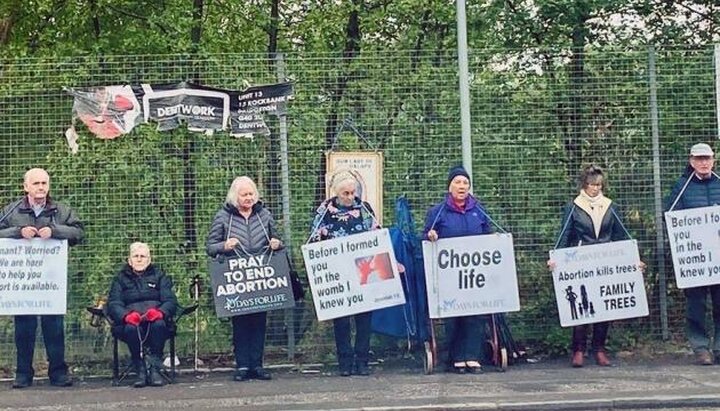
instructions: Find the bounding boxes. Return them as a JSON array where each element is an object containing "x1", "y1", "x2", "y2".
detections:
[
  {"x1": 224, "y1": 296, "x2": 241, "y2": 311},
  {"x1": 442, "y1": 299, "x2": 456, "y2": 312},
  {"x1": 157, "y1": 105, "x2": 217, "y2": 117},
  {"x1": 564, "y1": 248, "x2": 624, "y2": 263},
  {"x1": 563, "y1": 250, "x2": 577, "y2": 262}
]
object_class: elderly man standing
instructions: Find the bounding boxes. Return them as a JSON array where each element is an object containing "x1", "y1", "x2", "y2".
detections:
[
  {"x1": 666, "y1": 143, "x2": 720, "y2": 365},
  {"x1": 0, "y1": 168, "x2": 84, "y2": 388}
]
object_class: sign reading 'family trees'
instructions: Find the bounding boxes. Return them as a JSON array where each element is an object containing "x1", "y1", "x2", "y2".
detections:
[
  {"x1": 0, "y1": 238, "x2": 68, "y2": 315},
  {"x1": 422, "y1": 233, "x2": 520, "y2": 319},
  {"x1": 301, "y1": 229, "x2": 405, "y2": 321},
  {"x1": 665, "y1": 205, "x2": 720, "y2": 289},
  {"x1": 550, "y1": 240, "x2": 648, "y2": 327}
]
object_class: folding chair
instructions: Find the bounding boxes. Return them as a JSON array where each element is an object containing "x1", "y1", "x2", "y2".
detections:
[{"x1": 87, "y1": 304, "x2": 198, "y2": 385}]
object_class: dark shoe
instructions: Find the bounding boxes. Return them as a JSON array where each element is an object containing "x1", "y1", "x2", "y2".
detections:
[
  {"x1": 339, "y1": 369, "x2": 351, "y2": 377},
  {"x1": 714, "y1": 352, "x2": 720, "y2": 365},
  {"x1": 147, "y1": 367, "x2": 165, "y2": 387},
  {"x1": 12, "y1": 375, "x2": 32, "y2": 389},
  {"x1": 49, "y1": 374, "x2": 73, "y2": 387},
  {"x1": 233, "y1": 369, "x2": 250, "y2": 382},
  {"x1": 132, "y1": 360, "x2": 147, "y2": 388},
  {"x1": 355, "y1": 363, "x2": 370, "y2": 376},
  {"x1": 252, "y1": 367, "x2": 272, "y2": 381},
  {"x1": 595, "y1": 350, "x2": 611, "y2": 367},
  {"x1": 696, "y1": 350, "x2": 713, "y2": 366},
  {"x1": 571, "y1": 351, "x2": 584, "y2": 368}
]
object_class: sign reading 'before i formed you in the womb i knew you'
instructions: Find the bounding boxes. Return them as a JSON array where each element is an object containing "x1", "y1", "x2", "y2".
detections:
[
  {"x1": 301, "y1": 229, "x2": 405, "y2": 321},
  {"x1": 665, "y1": 205, "x2": 720, "y2": 288}
]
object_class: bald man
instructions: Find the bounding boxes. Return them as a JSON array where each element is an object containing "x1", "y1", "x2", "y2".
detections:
[{"x1": 0, "y1": 168, "x2": 84, "y2": 388}]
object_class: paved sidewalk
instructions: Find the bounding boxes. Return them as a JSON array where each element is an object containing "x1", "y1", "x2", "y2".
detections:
[{"x1": 3, "y1": 358, "x2": 720, "y2": 410}]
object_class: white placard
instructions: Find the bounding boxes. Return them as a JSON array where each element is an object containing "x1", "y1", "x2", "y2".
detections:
[
  {"x1": 422, "y1": 233, "x2": 520, "y2": 319},
  {"x1": 0, "y1": 238, "x2": 68, "y2": 315},
  {"x1": 301, "y1": 228, "x2": 405, "y2": 321},
  {"x1": 549, "y1": 240, "x2": 648, "y2": 327},
  {"x1": 665, "y1": 206, "x2": 720, "y2": 288}
]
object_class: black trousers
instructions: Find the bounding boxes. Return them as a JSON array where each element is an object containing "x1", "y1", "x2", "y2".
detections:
[
  {"x1": 15, "y1": 315, "x2": 67, "y2": 380},
  {"x1": 333, "y1": 312, "x2": 372, "y2": 370},
  {"x1": 232, "y1": 311, "x2": 268, "y2": 369},
  {"x1": 117, "y1": 320, "x2": 170, "y2": 360}
]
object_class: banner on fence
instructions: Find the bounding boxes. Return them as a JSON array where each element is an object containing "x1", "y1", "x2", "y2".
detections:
[
  {"x1": 0, "y1": 238, "x2": 68, "y2": 315},
  {"x1": 549, "y1": 240, "x2": 648, "y2": 327},
  {"x1": 301, "y1": 228, "x2": 405, "y2": 321},
  {"x1": 65, "y1": 81, "x2": 294, "y2": 151},
  {"x1": 422, "y1": 233, "x2": 520, "y2": 319},
  {"x1": 665, "y1": 205, "x2": 720, "y2": 289},
  {"x1": 208, "y1": 248, "x2": 294, "y2": 318}
]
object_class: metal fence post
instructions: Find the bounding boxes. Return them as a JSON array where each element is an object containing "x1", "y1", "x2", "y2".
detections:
[
  {"x1": 648, "y1": 46, "x2": 669, "y2": 340},
  {"x1": 274, "y1": 52, "x2": 296, "y2": 359}
]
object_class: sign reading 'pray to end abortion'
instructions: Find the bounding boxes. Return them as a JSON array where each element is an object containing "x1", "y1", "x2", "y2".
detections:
[
  {"x1": 301, "y1": 229, "x2": 405, "y2": 321},
  {"x1": 665, "y1": 205, "x2": 720, "y2": 289},
  {"x1": 550, "y1": 240, "x2": 648, "y2": 327},
  {"x1": 208, "y1": 249, "x2": 294, "y2": 318},
  {"x1": 0, "y1": 238, "x2": 68, "y2": 315}
]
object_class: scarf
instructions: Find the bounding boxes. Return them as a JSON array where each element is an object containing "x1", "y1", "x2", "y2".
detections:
[{"x1": 573, "y1": 189, "x2": 612, "y2": 238}]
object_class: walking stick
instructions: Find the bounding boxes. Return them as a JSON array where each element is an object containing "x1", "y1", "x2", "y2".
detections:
[{"x1": 191, "y1": 274, "x2": 201, "y2": 371}]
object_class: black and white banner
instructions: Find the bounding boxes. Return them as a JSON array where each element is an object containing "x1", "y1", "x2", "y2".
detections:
[
  {"x1": 65, "y1": 81, "x2": 294, "y2": 149},
  {"x1": 208, "y1": 249, "x2": 294, "y2": 318}
]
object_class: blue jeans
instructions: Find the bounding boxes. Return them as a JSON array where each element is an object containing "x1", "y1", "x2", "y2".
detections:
[
  {"x1": 445, "y1": 314, "x2": 487, "y2": 363},
  {"x1": 232, "y1": 312, "x2": 267, "y2": 369},
  {"x1": 117, "y1": 320, "x2": 170, "y2": 360},
  {"x1": 333, "y1": 312, "x2": 372, "y2": 371},
  {"x1": 684, "y1": 285, "x2": 720, "y2": 352},
  {"x1": 15, "y1": 315, "x2": 67, "y2": 380}
]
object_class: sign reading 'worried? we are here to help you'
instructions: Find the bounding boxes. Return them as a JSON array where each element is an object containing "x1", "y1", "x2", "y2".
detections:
[{"x1": 0, "y1": 238, "x2": 68, "y2": 315}]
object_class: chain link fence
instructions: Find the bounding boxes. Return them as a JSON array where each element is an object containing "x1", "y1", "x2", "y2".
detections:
[{"x1": 0, "y1": 46, "x2": 717, "y2": 376}]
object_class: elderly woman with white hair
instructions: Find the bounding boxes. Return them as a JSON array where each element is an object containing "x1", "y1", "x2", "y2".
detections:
[
  {"x1": 309, "y1": 171, "x2": 380, "y2": 377},
  {"x1": 206, "y1": 176, "x2": 282, "y2": 382},
  {"x1": 107, "y1": 242, "x2": 178, "y2": 388}
]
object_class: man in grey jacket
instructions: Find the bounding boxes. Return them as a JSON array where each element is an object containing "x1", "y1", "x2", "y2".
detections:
[{"x1": 0, "y1": 168, "x2": 84, "y2": 388}]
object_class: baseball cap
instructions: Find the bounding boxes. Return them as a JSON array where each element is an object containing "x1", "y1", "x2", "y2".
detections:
[{"x1": 690, "y1": 143, "x2": 714, "y2": 157}]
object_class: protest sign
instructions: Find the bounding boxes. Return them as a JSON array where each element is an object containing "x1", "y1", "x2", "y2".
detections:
[
  {"x1": 301, "y1": 228, "x2": 405, "y2": 321},
  {"x1": 0, "y1": 239, "x2": 68, "y2": 315},
  {"x1": 665, "y1": 206, "x2": 720, "y2": 288},
  {"x1": 549, "y1": 240, "x2": 648, "y2": 327},
  {"x1": 208, "y1": 248, "x2": 294, "y2": 318},
  {"x1": 422, "y1": 233, "x2": 520, "y2": 319}
]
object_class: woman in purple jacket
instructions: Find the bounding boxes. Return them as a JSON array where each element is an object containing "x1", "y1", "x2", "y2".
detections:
[{"x1": 424, "y1": 165, "x2": 493, "y2": 373}]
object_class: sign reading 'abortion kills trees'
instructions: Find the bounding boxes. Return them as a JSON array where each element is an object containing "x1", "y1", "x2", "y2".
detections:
[
  {"x1": 550, "y1": 240, "x2": 648, "y2": 327},
  {"x1": 422, "y1": 233, "x2": 520, "y2": 319},
  {"x1": 665, "y1": 205, "x2": 720, "y2": 288},
  {"x1": 0, "y1": 239, "x2": 68, "y2": 315},
  {"x1": 301, "y1": 229, "x2": 405, "y2": 321},
  {"x1": 208, "y1": 249, "x2": 294, "y2": 318}
]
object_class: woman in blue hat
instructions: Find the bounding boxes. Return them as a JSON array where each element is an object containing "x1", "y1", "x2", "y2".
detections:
[{"x1": 423, "y1": 165, "x2": 493, "y2": 373}]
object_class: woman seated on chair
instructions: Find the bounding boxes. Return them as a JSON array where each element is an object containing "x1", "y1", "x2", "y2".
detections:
[{"x1": 107, "y1": 242, "x2": 178, "y2": 388}]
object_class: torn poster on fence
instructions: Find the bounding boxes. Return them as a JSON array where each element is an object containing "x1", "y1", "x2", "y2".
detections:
[{"x1": 64, "y1": 81, "x2": 294, "y2": 153}]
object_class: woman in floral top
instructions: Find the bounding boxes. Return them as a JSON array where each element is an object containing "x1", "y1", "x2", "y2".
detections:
[{"x1": 309, "y1": 171, "x2": 379, "y2": 376}]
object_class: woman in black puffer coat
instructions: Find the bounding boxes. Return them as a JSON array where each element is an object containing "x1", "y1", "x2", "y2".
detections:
[{"x1": 108, "y1": 242, "x2": 177, "y2": 387}]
